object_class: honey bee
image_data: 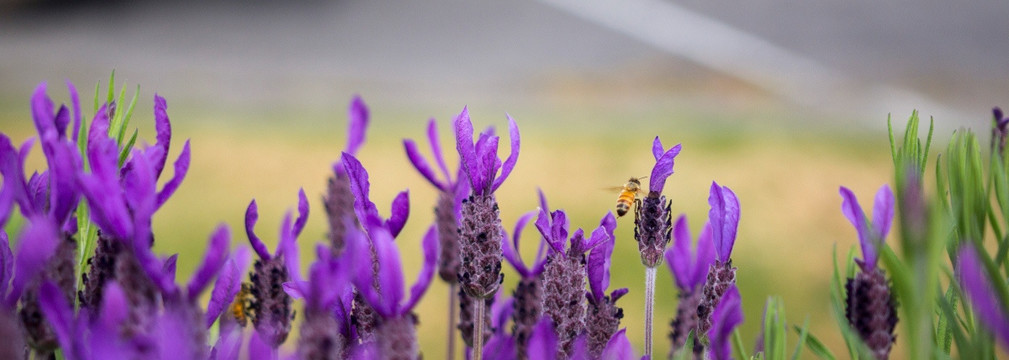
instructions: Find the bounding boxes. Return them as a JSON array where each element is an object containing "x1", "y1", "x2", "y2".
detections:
[
  {"x1": 230, "y1": 282, "x2": 256, "y2": 327},
  {"x1": 610, "y1": 177, "x2": 647, "y2": 217}
]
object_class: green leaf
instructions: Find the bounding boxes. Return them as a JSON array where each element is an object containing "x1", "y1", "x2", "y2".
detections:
[
  {"x1": 791, "y1": 324, "x2": 835, "y2": 360},
  {"x1": 117, "y1": 84, "x2": 140, "y2": 145},
  {"x1": 733, "y1": 328, "x2": 748, "y2": 360},
  {"x1": 790, "y1": 317, "x2": 810, "y2": 360},
  {"x1": 118, "y1": 129, "x2": 139, "y2": 167}
]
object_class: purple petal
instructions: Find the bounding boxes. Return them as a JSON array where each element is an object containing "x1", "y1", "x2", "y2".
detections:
[
  {"x1": 503, "y1": 210, "x2": 537, "y2": 277},
  {"x1": 245, "y1": 200, "x2": 272, "y2": 260},
  {"x1": 90, "y1": 282, "x2": 134, "y2": 359},
  {"x1": 601, "y1": 328, "x2": 634, "y2": 360},
  {"x1": 275, "y1": 211, "x2": 302, "y2": 282},
  {"x1": 839, "y1": 186, "x2": 874, "y2": 268},
  {"x1": 283, "y1": 281, "x2": 308, "y2": 300},
  {"x1": 0, "y1": 232, "x2": 11, "y2": 297},
  {"x1": 528, "y1": 318, "x2": 558, "y2": 360},
  {"x1": 206, "y1": 246, "x2": 250, "y2": 328},
  {"x1": 427, "y1": 118, "x2": 453, "y2": 184},
  {"x1": 535, "y1": 208, "x2": 565, "y2": 254},
  {"x1": 957, "y1": 246, "x2": 1009, "y2": 347},
  {"x1": 648, "y1": 143, "x2": 682, "y2": 194},
  {"x1": 345, "y1": 95, "x2": 369, "y2": 156},
  {"x1": 491, "y1": 295, "x2": 515, "y2": 331},
  {"x1": 483, "y1": 333, "x2": 516, "y2": 360},
  {"x1": 587, "y1": 220, "x2": 615, "y2": 302},
  {"x1": 871, "y1": 185, "x2": 895, "y2": 242},
  {"x1": 163, "y1": 254, "x2": 179, "y2": 284},
  {"x1": 39, "y1": 281, "x2": 79, "y2": 358},
  {"x1": 385, "y1": 190, "x2": 410, "y2": 238},
  {"x1": 45, "y1": 141, "x2": 81, "y2": 224},
  {"x1": 122, "y1": 149, "x2": 158, "y2": 246},
  {"x1": 151, "y1": 94, "x2": 173, "y2": 179},
  {"x1": 211, "y1": 318, "x2": 244, "y2": 360},
  {"x1": 67, "y1": 81, "x2": 81, "y2": 142},
  {"x1": 708, "y1": 182, "x2": 740, "y2": 263},
  {"x1": 403, "y1": 225, "x2": 439, "y2": 313},
  {"x1": 404, "y1": 139, "x2": 447, "y2": 190},
  {"x1": 708, "y1": 285, "x2": 743, "y2": 360},
  {"x1": 570, "y1": 335, "x2": 588, "y2": 360},
  {"x1": 610, "y1": 288, "x2": 630, "y2": 302},
  {"x1": 7, "y1": 217, "x2": 58, "y2": 306},
  {"x1": 341, "y1": 152, "x2": 379, "y2": 225},
  {"x1": 454, "y1": 107, "x2": 479, "y2": 194},
  {"x1": 188, "y1": 225, "x2": 231, "y2": 301},
  {"x1": 293, "y1": 188, "x2": 310, "y2": 238},
  {"x1": 668, "y1": 215, "x2": 692, "y2": 290},
  {"x1": 652, "y1": 136, "x2": 664, "y2": 161},
  {"x1": 133, "y1": 243, "x2": 178, "y2": 296},
  {"x1": 583, "y1": 212, "x2": 615, "y2": 251},
  {"x1": 0, "y1": 135, "x2": 30, "y2": 217},
  {"x1": 491, "y1": 114, "x2": 520, "y2": 192},
  {"x1": 475, "y1": 132, "x2": 500, "y2": 194},
  {"x1": 691, "y1": 223, "x2": 716, "y2": 290},
  {"x1": 54, "y1": 105, "x2": 71, "y2": 140},
  {"x1": 156, "y1": 140, "x2": 190, "y2": 209},
  {"x1": 31, "y1": 83, "x2": 56, "y2": 139},
  {"x1": 248, "y1": 331, "x2": 279, "y2": 359}
]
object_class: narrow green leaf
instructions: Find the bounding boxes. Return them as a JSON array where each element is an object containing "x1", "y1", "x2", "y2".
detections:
[
  {"x1": 106, "y1": 71, "x2": 116, "y2": 108},
  {"x1": 92, "y1": 82, "x2": 100, "y2": 116},
  {"x1": 888, "y1": 115, "x2": 898, "y2": 166},
  {"x1": 732, "y1": 328, "x2": 748, "y2": 360},
  {"x1": 117, "y1": 84, "x2": 140, "y2": 145},
  {"x1": 790, "y1": 317, "x2": 810, "y2": 360},
  {"x1": 791, "y1": 324, "x2": 834, "y2": 360},
  {"x1": 118, "y1": 129, "x2": 139, "y2": 167}
]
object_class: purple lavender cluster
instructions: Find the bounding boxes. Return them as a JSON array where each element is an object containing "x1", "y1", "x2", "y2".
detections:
[{"x1": 0, "y1": 84, "x2": 758, "y2": 360}]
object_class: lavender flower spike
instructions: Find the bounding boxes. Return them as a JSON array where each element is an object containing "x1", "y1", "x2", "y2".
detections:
[
  {"x1": 957, "y1": 245, "x2": 1009, "y2": 349},
  {"x1": 707, "y1": 285, "x2": 743, "y2": 360},
  {"x1": 349, "y1": 216, "x2": 439, "y2": 359},
  {"x1": 992, "y1": 107, "x2": 1009, "y2": 155},
  {"x1": 666, "y1": 215, "x2": 716, "y2": 353},
  {"x1": 324, "y1": 95, "x2": 369, "y2": 252},
  {"x1": 696, "y1": 182, "x2": 741, "y2": 342},
  {"x1": 839, "y1": 184, "x2": 897, "y2": 359},
  {"x1": 586, "y1": 212, "x2": 626, "y2": 359},
  {"x1": 634, "y1": 137, "x2": 681, "y2": 268},
  {"x1": 454, "y1": 108, "x2": 519, "y2": 358},
  {"x1": 243, "y1": 189, "x2": 309, "y2": 347}
]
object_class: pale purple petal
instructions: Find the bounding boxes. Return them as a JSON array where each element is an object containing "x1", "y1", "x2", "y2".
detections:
[
  {"x1": 31, "y1": 83, "x2": 56, "y2": 138},
  {"x1": 211, "y1": 320, "x2": 243, "y2": 360},
  {"x1": 292, "y1": 188, "x2": 310, "y2": 237},
  {"x1": 0, "y1": 135, "x2": 29, "y2": 220},
  {"x1": 39, "y1": 281, "x2": 80, "y2": 358},
  {"x1": 427, "y1": 118, "x2": 453, "y2": 184},
  {"x1": 475, "y1": 133, "x2": 500, "y2": 194},
  {"x1": 276, "y1": 211, "x2": 302, "y2": 283},
  {"x1": 958, "y1": 246, "x2": 1009, "y2": 347},
  {"x1": 122, "y1": 149, "x2": 157, "y2": 246},
  {"x1": 588, "y1": 220, "x2": 615, "y2": 302},
  {"x1": 600, "y1": 328, "x2": 634, "y2": 360},
  {"x1": 483, "y1": 334, "x2": 516, "y2": 360},
  {"x1": 491, "y1": 114, "x2": 520, "y2": 192},
  {"x1": 67, "y1": 81, "x2": 81, "y2": 142},
  {"x1": 45, "y1": 141, "x2": 81, "y2": 224},
  {"x1": 503, "y1": 210, "x2": 537, "y2": 277},
  {"x1": 535, "y1": 209, "x2": 565, "y2": 254},
  {"x1": 248, "y1": 331, "x2": 279, "y2": 360},
  {"x1": 648, "y1": 143, "x2": 682, "y2": 194},
  {"x1": 871, "y1": 185, "x2": 895, "y2": 242},
  {"x1": 570, "y1": 335, "x2": 588, "y2": 360},
  {"x1": 188, "y1": 224, "x2": 231, "y2": 301},
  {"x1": 610, "y1": 288, "x2": 629, "y2": 301},
  {"x1": 708, "y1": 182, "x2": 740, "y2": 263},
  {"x1": 839, "y1": 186, "x2": 874, "y2": 268},
  {"x1": 206, "y1": 246, "x2": 250, "y2": 328},
  {"x1": 91, "y1": 282, "x2": 135, "y2": 359},
  {"x1": 491, "y1": 295, "x2": 514, "y2": 330},
  {"x1": 404, "y1": 225, "x2": 439, "y2": 313},
  {"x1": 584, "y1": 212, "x2": 615, "y2": 251},
  {"x1": 345, "y1": 95, "x2": 369, "y2": 156},
  {"x1": 691, "y1": 223, "x2": 716, "y2": 290},
  {"x1": 404, "y1": 139, "x2": 447, "y2": 190},
  {"x1": 341, "y1": 152, "x2": 379, "y2": 224},
  {"x1": 528, "y1": 318, "x2": 558, "y2": 360},
  {"x1": 283, "y1": 281, "x2": 308, "y2": 300},
  {"x1": 385, "y1": 190, "x2": 410, "y2": 238},
  {"x1": 652, "y1": 136, "x2": 664, "y2": 161},
  {"x1": 7, "y1": 217, "x2": 58, "y2": 306},
  {"x1": 668, "y1": 215, "x2": 692, "y2": 290},
  {"x1": 708, "y1": 285, "x2": 743, "y2": 360},
  {"x1": 98, "y1": 281, "x2": 130, "y2": 330},
  {"x1": 454, "y1": 107, "x2": 478, "y2": 194},
  {"x1": 156, "y1": 140, "x2": 190, "y2": 209},
  {"x1": 245, "y1": 200, "x2": 272, "y2": 260},
  {"x1": 151, "y1": 94, "x2": 172, "y2": 178}
]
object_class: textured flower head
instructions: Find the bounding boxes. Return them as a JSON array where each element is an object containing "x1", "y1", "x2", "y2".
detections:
[
  {"x1": 454, "y1": 107, "x2": 520, "y2": 196},
  {"x1": 666, "y1": 215, "x2": 716, "y2": 292},
  {"x1": 348, "y1": 216, "x2": 439, "y2": 318},
  {"x1": 839, "y1": 185, "x2": 894, "y2": 270},
  {"x1": 332, "y1": 95, "x2": 369, "y2": 175},
  {"x1": 587, "y1": 211, "x2": 622, "y2": 303},
  {"x1": 957, "y1": 245, "x2": 1009, "y2": 348},
  {"x1": 708, "y1": 285, "x2": 743, "y2": 360},
  {"x1": 708, "y1": 182, "x2": 740, "y2": 263},
  {"x1": 535, "y1": 208, "x2": 613, "y2": 258},
  {"x1": 341, "y1": 152, "x2": 410, "y2": 238},
  {"x1": 648, "y1": 136, "x2": 683, "y2": 195}
]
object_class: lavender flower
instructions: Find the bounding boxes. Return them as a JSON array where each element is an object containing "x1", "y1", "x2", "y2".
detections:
[
  {"x1": 295, "y1": 244, "x2": 352, "y2": 360},
  {"x1": 839, "y1": 185, "x2": 897, "y2": 359},
  {"x1": 348, "y1": 216, "x2": 438, "y2": 360},
  {"x1": 341, "y1": 152, "x2": 411, "y2": 342},
  {"x1": 324, "y1": 95, "x2": 369, "y2": 253},
  {"x1": 634, "y1": 136, "x2": 682, "y2": 268},
  {"x1": 454, "y1": 107, "x2": 520, "y2": 299},
  {"x1": 527, "y1": 317, "x2": 633, "y2": 360},
  {"x1": 502, "y1": 208, "x2": 543, "y2": 356},
  {"x1": 585, "y1": 211, "x2": 625, "y2": 359},
  {"x1": 666, "y1": 215, "x2": 716, "y2": 353},
  {"x1": 957, "y1": 245, "x2": 1009, "y2": 349},
  {"x1": 39, "y1": 280, "x2": 135, "y2": 359},
  {"x1": 243, "y1": 189, "x2": 309, "y2": 347},
  {"x1": 536, "y1": 208, "x2": 612, "y2": 358},
  {"x1": 696, "y1": 182, "x2": 740, "y2": 340},
  {"x1": 707, "y1": 285, "x2": 743, "y2": 360},
  {"x1": 993, "y1": 107, "x2": 1009, "y2": 155}
]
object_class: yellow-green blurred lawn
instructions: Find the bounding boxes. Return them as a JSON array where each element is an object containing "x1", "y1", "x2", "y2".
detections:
[{"x1": 1, "y1": 98, "x2": 899, "y2": 359}]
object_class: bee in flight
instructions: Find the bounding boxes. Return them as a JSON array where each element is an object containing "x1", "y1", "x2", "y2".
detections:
[{"x1": 609, "y1": 176, "x2": 647, "y2": 217}]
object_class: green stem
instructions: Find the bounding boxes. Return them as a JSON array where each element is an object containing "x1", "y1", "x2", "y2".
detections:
[
  {"x1": 645, "y1": 266, "x2": 657, "y2": 359},
  {"x1": 472, "y1": 296, "x2": 485, "y2": 360},
  {"x1": 448, "y1": 284, "x2": 457, "y2": 360}
]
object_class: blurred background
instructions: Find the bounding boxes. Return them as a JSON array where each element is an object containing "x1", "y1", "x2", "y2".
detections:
[{"x1": 1, "y1": 0, "x2": 1007, "y2": 358}]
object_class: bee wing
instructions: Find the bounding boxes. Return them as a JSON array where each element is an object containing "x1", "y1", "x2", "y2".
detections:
[{"x1": 602, "y1": 186, "x2": 627, "y2": 192}]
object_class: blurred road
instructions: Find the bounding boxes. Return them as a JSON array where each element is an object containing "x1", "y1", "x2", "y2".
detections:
[{"x1": 1, "y1": 0, "x2": 1005, "y2": 131}]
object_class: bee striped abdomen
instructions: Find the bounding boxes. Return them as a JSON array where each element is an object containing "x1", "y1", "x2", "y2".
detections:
[{"x1": 616, "y1": 192, "x2": 636, "y2": 217}]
